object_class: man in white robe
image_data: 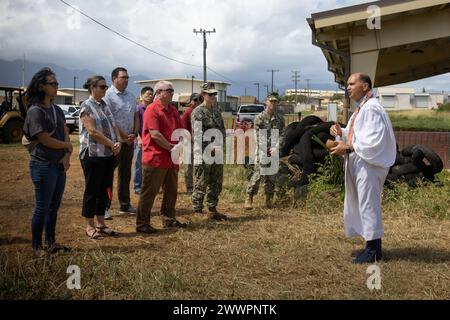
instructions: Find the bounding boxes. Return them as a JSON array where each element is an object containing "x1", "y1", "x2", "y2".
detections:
[{"x1": 330, "y1": 73, "x2": 396, "y2": 264}]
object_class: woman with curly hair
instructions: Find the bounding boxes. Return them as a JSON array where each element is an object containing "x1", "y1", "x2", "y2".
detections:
[{"x1": 23, "y1": 68, "x2": 73, "y2": 258}]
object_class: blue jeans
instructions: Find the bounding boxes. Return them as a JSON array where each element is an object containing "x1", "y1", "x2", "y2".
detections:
[
  {"x1": 133, "y1": 143, "x2": 142, "y2": 193},
  {"x1": 29, "y1": 160, "x2": 66, "y2": 250}
]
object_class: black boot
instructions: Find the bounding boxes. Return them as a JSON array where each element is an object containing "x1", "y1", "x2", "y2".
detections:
[{"x1": 353, "y1": 239, "x2": 382, "y2": 264}]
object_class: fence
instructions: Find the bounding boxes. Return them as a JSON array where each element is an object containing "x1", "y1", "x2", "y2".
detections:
[{"x1": 394, "y1": 129, "x2": 450, "y2": 169}]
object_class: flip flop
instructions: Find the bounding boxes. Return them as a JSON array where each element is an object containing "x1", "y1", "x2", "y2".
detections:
[
  {"x1": 96, "y1": 226, "x2": 118, "y2": 237},
  {"x1": 86, "y1": 229, "x2": 102, "y2": 239}
]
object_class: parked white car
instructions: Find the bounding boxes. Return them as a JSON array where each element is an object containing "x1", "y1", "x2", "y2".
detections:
[
  {"x1": 235, "y1": 104, "x2": 265, "y2": 130},
  {"x1": 59, "y1": 104, "x2": 79, "y2": 114},
  {"x1": 63, "y1": 109, "x2": 79, "y2": 133}
]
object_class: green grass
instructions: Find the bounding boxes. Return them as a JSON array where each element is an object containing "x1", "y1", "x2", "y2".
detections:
[
  {"x1": 1, "y1": 130, "x2": 450, "y2": 300},
  {"x1": 388, "y1": 110, "x2": 450, "y2": 130}
]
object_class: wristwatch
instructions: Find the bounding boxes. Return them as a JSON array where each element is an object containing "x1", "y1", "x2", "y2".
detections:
[{"x1": 346, "y1": 145, "x2": 354, "y2": 154}]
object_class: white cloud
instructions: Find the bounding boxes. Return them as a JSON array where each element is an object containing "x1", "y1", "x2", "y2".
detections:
[{"x1": 0, "y1": 0, "x2": 448, "y2": 94}]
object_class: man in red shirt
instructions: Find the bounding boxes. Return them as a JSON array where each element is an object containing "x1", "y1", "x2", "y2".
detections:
[
  {"x1": 180, "y1": 93, "x2": 202, "y2": 194},
  {"x1": 136, "y1": 81, "x2": 185, "y2": 233}
]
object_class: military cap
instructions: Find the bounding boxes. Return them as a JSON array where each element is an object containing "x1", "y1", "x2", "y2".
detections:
[
  {"x1": 190, "y1": 93, "x2": 201, "y2": 101},
  {"x1": 267, "y1": 93, "x2": 279, "y2": 102},
  {"x1": 201, "y1": 82, "x2": 218, "y2": 94}
]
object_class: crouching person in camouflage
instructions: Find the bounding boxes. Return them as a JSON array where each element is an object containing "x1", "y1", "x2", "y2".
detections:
[
  {"x1": 245, "y1": 93, "x2": 285, "y2": 210},
  {"x1": 191, "y1": 83, "x2": 227, "y2": 221}
]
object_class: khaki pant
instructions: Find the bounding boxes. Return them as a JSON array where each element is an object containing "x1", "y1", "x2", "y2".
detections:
[{"x1": 136, "y1": 165, "x2": 178, "y2": 228}]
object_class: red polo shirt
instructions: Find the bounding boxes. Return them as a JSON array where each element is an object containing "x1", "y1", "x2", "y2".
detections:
[
  {"x1": 142, "y1": 99, "x2": 181, "y2": 169},
  {"x1": 180, "y1": 105, "x2": 194, "y2": 134}
]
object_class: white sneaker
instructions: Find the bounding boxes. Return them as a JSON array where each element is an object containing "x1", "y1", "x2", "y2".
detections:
[{"x1": 104, "y1": 210, "x2": 113, "y2": 220}]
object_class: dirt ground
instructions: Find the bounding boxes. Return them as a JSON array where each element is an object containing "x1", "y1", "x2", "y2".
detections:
[{"x1": 0, "y1": 135, "x2": 449, "y2": 300}]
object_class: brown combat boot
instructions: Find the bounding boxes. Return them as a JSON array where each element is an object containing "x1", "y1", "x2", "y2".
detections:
[
  {"x1": 208, "y1": 207, "x2": 227, "y2": 221},
  {"x1": 244, "y1": 194, "x2": 253, "y2": 210},
  {"x1": 265, "y1": 194, "x2": 273, "y2": 209}
]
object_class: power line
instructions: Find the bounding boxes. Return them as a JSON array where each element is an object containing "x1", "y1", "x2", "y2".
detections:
[
  {"x1": 60, "y1": 0, "x2": 248, "y2": 88},
  {"x1": 59, "y1": 0, "x2": 200, "y2": 68},
  {"x1": 193, "y1": 28, "x2": 216, "y2": 82},
  {"x1": 305, "y1": 78, "x2": 312, "y2": 103},
  {"x1": 267, "y1": 69, "x2": 279, "y2": 92},
  {"x1": 292, "y1": 70, "x2": 300, "y2": 105},
  {"x1": 253, "y1": 82, "x2": 260, "y2": 102}
]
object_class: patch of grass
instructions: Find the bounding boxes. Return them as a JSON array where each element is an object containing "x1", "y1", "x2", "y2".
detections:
[
  {"x1": 388, "y1": 110, "x2": 450, "y2": 130},
  {"x1": 383, "y1": 171, "x2": 450, "y2": 220}
]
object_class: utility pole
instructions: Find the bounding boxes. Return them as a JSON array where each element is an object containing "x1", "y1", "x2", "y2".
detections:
[
  {"x1": 22, "y1": 53, "x2": 26, "y2": 88},
  {"x1": 193, "y1": 28, "x2": 216, "y2": 82},
  {"x1": 253, "y1": 82, "x2": 260, "y2": 103},
  {"x1": 292, "y1": 70, "x2": 300, "y2": 105},
  {"x1": 73, "y1": 76, "x2": 77, "y2": 105},
  {"x1": 244, "y1": 88, "x2": 247, "y2": 96},
  {"x1": 305, "y1": 78, "x2": 312, "y2": 104},
  {"x1": 267, "y1": 69, "x2": 279, "y2": 92},
  {"x1": 191, "y1": 75, "x2": 195, "y2": 93},
  {"x1": 263, "y1": 84, "x2": 269, "y2": 95}
]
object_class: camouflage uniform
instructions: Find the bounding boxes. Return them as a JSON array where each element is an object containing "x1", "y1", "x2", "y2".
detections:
[
  {"x1": 191, "y1": 102, "x2": 226, "y2": 211},
  {"x1": 246, "y1": 109, "x2": 285, "y2": 197}
]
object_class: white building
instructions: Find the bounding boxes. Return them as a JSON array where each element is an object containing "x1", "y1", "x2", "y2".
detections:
[
  {"x1": 135, "y1": 78, "x2": 230, "y2": 104},
  {"x1": 376, "y1": 87, "x2": 449, "y2": 110},
  {"x1": 58, "y1": 88, "x2": 90, "y2": 106}
]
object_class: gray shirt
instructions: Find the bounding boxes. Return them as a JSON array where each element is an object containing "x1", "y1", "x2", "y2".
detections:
[
  {"x1": 23, "y1": 104, "x2": 66, "y2": 163},
  {"x1": 104, "y1": 85, "x2": 137, "y2": 140}
]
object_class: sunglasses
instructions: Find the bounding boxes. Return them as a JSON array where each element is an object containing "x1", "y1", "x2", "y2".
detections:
[
  {"x1": 161, "y1": 89, "x2": 174, "y2": 93},
  {"x1": 46, "y1": 82, "x2": 59, "y2": 87},
  {"x1": 94, "y1": 85, "x2": 109, "y2": 90},
  {"x1": 207, "y1": 92, "x2": 218, "y2": 97}
]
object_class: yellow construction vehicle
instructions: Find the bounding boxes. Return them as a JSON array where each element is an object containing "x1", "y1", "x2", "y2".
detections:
[{"x1": 0, "y1": 86, "x2": 28, "y2": 143}]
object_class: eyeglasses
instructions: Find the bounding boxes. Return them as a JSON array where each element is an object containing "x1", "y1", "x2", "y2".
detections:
[
  {"x1": 45, "y1": 82, "x2": 59, "y2": 87},
  {"x1": 161, "y1": 89, "x2": 174, "y2": 93},
  {"x1": 94, "y1": 85, "x2": 109, "y2": 90},
  {"x1": 207, "y1": 92, "x2": 218, "y2": 97}
]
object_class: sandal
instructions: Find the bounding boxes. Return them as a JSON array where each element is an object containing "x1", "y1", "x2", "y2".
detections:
[
  {"x1": 96, "y1": 226, "x2": 118, "y2": 237},
  {"x1": 86, "y1": 228, "x2": 102, "y2": 239}
]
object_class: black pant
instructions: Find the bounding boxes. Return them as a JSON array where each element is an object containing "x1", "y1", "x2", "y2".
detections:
[
  {"x1": 80, "y1": 155, "x2": 116, "y2": 218},
  {"x1": 117, "y1": 143, "x2": 134, "y2": 210}
]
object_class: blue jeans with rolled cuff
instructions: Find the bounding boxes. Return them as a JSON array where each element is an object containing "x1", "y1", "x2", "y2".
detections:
[{"x1": 29, "y1": 160, "x2": 66, "y2": 250}]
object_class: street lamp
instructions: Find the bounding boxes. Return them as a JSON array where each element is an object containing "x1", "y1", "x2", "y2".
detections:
[
  {"x1": 73, "y1": 76, "x2": 77, "y2": 105},
  {"x1": 191, "y1": 76, "x2": 195, "y2": 93}
]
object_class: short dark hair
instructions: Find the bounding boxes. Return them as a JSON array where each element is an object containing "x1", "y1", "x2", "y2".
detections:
[
  {"x1": 359, "y1": 73, "x2": 372, "y2": 90},
  {"x1": 111, "y1": 67, "x2": 128, "y2": 81},
  {"x1": 83, "y1": 75, "x2": 106, "y2": 94},
  {"x1": 141, "y1": 86, "x2": 153, "y2": 95},
  {"x1": 26, "y1": 67, "x2": 56, "y2": 106}
]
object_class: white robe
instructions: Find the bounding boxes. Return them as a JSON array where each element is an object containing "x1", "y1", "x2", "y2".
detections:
[{"x1": 341, "y1": 97, "x2": 396, "y2": 241}]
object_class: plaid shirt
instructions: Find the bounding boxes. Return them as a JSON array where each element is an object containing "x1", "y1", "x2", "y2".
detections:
[{"x1": 79, "y1": 97, "x2": 117, "y2": 159}]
